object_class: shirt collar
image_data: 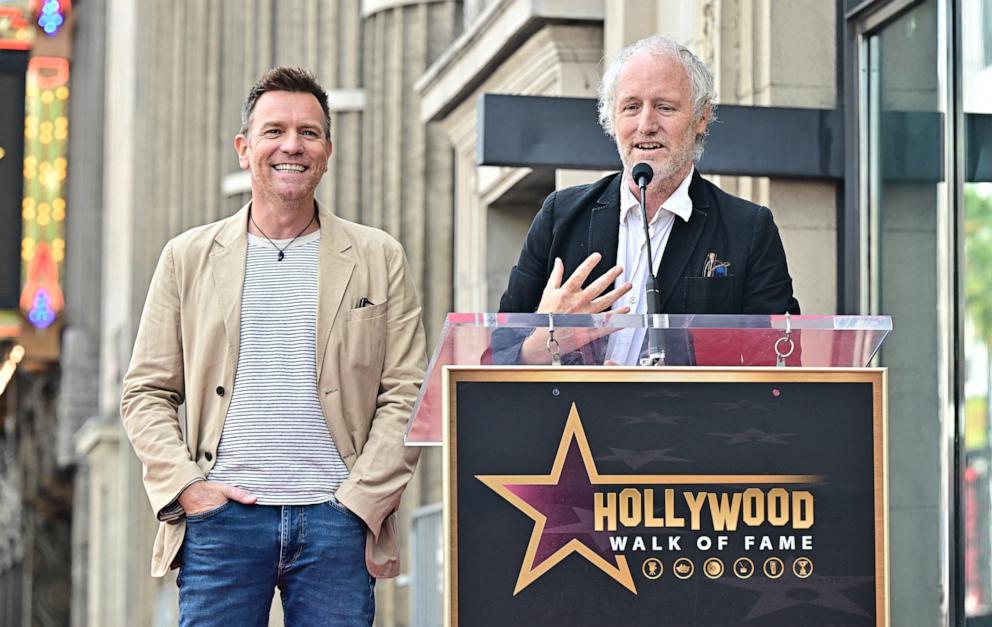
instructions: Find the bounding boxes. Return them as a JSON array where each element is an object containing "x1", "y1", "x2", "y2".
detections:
[{"x1": 619, "y1": 166, "x2": 694, "y2": 225}]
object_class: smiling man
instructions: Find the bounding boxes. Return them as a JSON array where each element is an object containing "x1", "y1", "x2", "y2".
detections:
[
  {"x1": 121, "y1": 67, "x2": 426, "y2": 626},
  {"x1": 498, "y1": 35, "x2": 800, "y2": 364}
]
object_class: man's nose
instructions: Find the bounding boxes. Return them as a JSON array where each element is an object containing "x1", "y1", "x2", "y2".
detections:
[
  {"x1": 280, "y1": 131, "x2": 304, "y2": 153},
  {"x1": 636, "y1": 106, "x2": 660, "y2": 133}
]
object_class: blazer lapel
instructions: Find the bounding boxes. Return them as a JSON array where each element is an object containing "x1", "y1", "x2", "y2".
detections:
[
  {"x1": 586, "y1": 174, "x2": 621, "y2": 278},
  {"x1": 209, "y1": 203, "x2": 251, "y2": 370},
  {"x1": 658, "y1": 171, "x2": 710, "y2": 310},
  {"x1": 316, "y1": 202, "x2": 356, "y2": 379}
]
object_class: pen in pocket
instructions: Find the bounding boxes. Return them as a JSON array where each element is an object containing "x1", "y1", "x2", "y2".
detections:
[
  {"x1": 702, "y1": 252, "x2": 730, "y2": 277},
  {"x1": 702, "y1": 252, "x2": 717, "y2": 277}
]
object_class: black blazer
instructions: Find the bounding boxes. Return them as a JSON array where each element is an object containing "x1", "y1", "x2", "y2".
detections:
[{"x1": 498, "y1": 171, "x2": 800, "y2": 316}]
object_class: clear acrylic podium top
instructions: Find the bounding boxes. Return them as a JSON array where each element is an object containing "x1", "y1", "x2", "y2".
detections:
[{"x1": 406, "y1": 313, "x2": 892, "y2": 444}]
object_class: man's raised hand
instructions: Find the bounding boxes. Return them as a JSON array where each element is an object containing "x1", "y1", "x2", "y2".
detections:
[
  {"x1": 536, "y1": 253, "x2": 632, "y2": 314},
  {"x1": 518, "y1": 253, "x2": 633, "y2": 364}
]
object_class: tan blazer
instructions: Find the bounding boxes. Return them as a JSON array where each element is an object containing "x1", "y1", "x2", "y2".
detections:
[{"x1": 121, "y1": 202, "x2": 426, "y2": 578}]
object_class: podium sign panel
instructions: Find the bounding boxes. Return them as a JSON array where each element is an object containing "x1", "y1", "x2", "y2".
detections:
[{"x1": 445, "y1": 367, "x2": 887, "y2": 626}]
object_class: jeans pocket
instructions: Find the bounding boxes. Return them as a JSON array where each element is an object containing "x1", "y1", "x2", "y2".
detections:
[
  {"x1": 326, "y1": 497, "x2": 361, "y2": 521},
  {"x1": 186, "y1": 500, "x2": 232, "y2": 522}
]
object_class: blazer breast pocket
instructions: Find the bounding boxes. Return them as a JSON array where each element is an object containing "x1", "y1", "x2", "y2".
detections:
[
  {"x1": 681, "y1": 276, "x2": 739, "y2": 314},
  {"x1": 343, "y1": 300, "x2": 388, "y2": 387},
  {"x1": 347, "y1": 300, "x2": 387, "y2": 321}
]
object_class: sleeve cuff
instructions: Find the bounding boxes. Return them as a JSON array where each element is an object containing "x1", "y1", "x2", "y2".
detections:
[{"x1": 157, "y1": 477, "x2": 206, "y2": 522}]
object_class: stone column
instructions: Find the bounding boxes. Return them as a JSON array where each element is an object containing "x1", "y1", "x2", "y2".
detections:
[
  {"x1": 362, "y1": 0, "x2": 458, "y2": 343},
  {"x1": 711, "y1": 0, "x2": 837, "y2": 314},
  {"x1": 75, "y1": 0, "x2": 140, "y2": 627},
  {"x1": 360, "y1": 2, "x2": 461, "y2": 621},
  {"x1": 418, "y1": 0, "x2": 606, "y2": 310},
  {"x1": 63, "y1": 1, "x2": 107, "y2": 624},
  {"x1": 74, "y1": 421, "x2": 121, "y2": 627}
]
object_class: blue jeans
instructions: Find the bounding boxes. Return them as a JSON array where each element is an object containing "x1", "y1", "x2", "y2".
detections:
[{"x1": 178, "y1": 500, "x2": 374, "y2": 627}]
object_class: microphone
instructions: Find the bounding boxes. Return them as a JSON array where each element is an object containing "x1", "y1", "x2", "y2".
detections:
[
  {"x1": 631, "y1": 162, "x2": 665, "y2": 366},
  {"x1": 632, "y1": 162, "x2": 654, "y2": 188}
]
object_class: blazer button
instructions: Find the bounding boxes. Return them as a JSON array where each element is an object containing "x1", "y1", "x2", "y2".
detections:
[
  {"x1": 216, "y1": 386, "x2": 225, "y2": 397},
  {"x1": 204, "y1": 451, "x2": 213, "y2": 462}
]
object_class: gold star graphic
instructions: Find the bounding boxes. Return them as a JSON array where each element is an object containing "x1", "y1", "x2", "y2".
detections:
[
  {"x1": 475, "y1": 404, "x2": 824, "y2": 597},
  {"x1": 476, "y1": 403, "x2": 637, "y2": 595}
]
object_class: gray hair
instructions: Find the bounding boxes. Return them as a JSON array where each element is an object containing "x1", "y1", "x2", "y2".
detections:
[{"x1": 597, "y1": 35, "x2": 716, "y2": 160}]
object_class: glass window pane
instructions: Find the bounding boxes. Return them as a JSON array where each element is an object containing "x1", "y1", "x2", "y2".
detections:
[
  {"x1": 963, "y1": 0, "x2": 992, "y2": 618},
  {"x1": 866, "y1": 2, "x2": 943, "y2": 624}
]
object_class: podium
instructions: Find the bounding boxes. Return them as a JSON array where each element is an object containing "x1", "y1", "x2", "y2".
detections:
[{"x1": 408, "y1": 314, "x2": 892, "y2": 627}]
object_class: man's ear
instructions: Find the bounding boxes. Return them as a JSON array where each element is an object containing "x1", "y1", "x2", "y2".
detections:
[
  {"x1": 234, "y1": 134, "x2": 249, "y2": 170},
  {"x1": 694, "y1": 105, "x2": 711, "y2": 136}
]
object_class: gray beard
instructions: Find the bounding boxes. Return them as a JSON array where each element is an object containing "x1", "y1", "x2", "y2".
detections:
[{"x1": 618, "y1": 132, "x2": 698, "y2": 187}]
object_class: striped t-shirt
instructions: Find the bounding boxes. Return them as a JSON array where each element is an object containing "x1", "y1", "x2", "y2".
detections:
[{"x1": 208, "y1": 230, "x2": 350, "y2": 504}]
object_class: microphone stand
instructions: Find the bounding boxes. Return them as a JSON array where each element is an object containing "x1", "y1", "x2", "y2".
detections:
[{"x1": 638, "y1": 176, "x2": 666, "y2": 367}]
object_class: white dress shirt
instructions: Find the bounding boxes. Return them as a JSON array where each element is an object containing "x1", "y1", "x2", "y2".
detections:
[{"x1": 606, "y1": 168, "x2": 694, "y2": 364}]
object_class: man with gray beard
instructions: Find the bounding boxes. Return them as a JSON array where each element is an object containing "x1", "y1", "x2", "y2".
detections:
[{"x1": 497, "y1": 35, "x2": 800, "y2": 365}]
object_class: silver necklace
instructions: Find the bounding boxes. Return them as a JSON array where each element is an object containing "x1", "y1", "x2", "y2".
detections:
[{"x1": 249, "y1": 208, "x2": 317, "y2": 261}]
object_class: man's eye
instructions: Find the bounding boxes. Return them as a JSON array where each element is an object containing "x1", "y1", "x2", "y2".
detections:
[
  {"x1": 302, "y1": 130, "x2": 319, "y2": 137},
  {"x1": 263, "y1": 129, "x2": 281, "y2": 136}
]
